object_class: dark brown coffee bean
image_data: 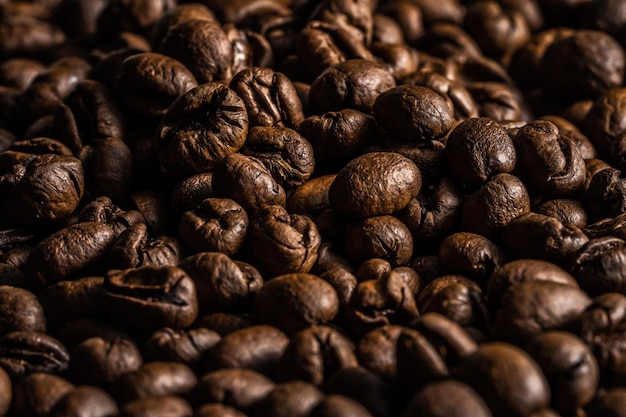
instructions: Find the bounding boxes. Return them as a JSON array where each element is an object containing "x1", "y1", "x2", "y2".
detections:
[
  {"x1": 502, "y1": 213, "x2": 589, "y2": 264},
  {"x1": 0, "y1": 16, "x2": 65, "y2": 60},
  {"x1": 438, "y1": 232, "x2": 506, "y2": 288},
  {"x1": 197, "y1": 312, "x2": 253, "y2": 336},
  {"x1": 157, "y1": 83, "x2": 248, "y2": 176},
  {"x1": 37, "y1": 276, "x2": 102, "y2": 328},
  {"x1": 540, "y1": 30, "x2": 625, "y2": 100},
  {"x1": 525, "y1": 331, "x2": 599, "y2": 415},
  {"x1": 150, "y1": 4, "x2": 217, "y2": 48},
  {"x1": 169, "y1": 173, "x2": 214, "y2": 216},
  {"x1": 189, "y1": 368, "x2": 275, "y2": 411},
  {"x1": 461, "y1": 173, "x2": 530, "y2": 238},
  {"x1": 401, "y1": 380, "x2": 492, "y2": 417},
  {"x1": 118, "y1": 395, "x2": 192, "y2": 417},
  {"x1": 486, "y1": 259, "x2": 579, "y2": 311},
  {"x1": 248, "y1": 205, "x2": 321, "y2": 276},
  {"x1": 492, "y1": 281, "x2": 591, "y2": 344},
  {"x1": 159, "y1": 19, "x2": 232, "y2": 83},
  {"x1": 241, "y1": 126, "x2": 315, "y2": 189},
  {"x1": 445, "y1": 117, "x2": 516, "y2": 188},
  {"x1": 0, "y1": 331, "x2": 69, "y2": 379},
  {"x1": 178, "y1": 198, "x2": 248, "y2": 257},
  {"x1": 373, "y1": 85, "x2": 453, "y2": 142},
  {"x1": 0, "y1": 286, "x2": 45, "y2": 334},
  {"x1": 345, "y1": 273, "x2": 419, "y2": 336},
  {"x1": 115, "y1": 361, "x2": 197, "y2": 403},
  {"x1": 254, "y1": 381, "x2": 324, "y2": 417},
  {"x1": 230, "y1": 67, "x2": 304, "y2": 129},
  {"x1": 179, "y1": 252, "x2": 262, "y2": 314},
  {"x1": 212, "y1": 152, "x2": 286, "y2": 213},
  {"x1": 24, "y1": 222, "x2": 115, "y2": 289},
  {"x1": 456, "y1": 342, "x2": 550, "y2": 417},
  {"x1": 12, "y1": 373, "x2": 74, "y2": 417},
  {"x1": 69, "y1": 336, "x2": 142, "y2": 388},
  {"x1": 355, "y1": 325, "x2": 403, "y2": 382},
  {"x1": 309, "y1": 59, "x2": 396, "y2": 115},
  {"x1": 0, "y1": 367, "x2": 10, "y2": 416},
  {"x1": 535, "y1": 198, "x2": 588, "y2": 229},
  {"x1": 109, "y1": 223, "x2": 183, "y2": 270},
  {"x1": 254, "y1": 273, "x2": 339, "y2": 334},
  {"x1": 0, "y1": 58, "x2": 44, "y2": 90},
  {"x1": 195, "y1": 403, "x2": 247, "y2": 417},
  {"x1": 276, "y1": 325, "x2": 357, "y2": 386},
  {"x1": 97, "y1": 0, "x2": 175, "y2": 37},
  {"x1": 329, "y1": 152, "x2": 421, "y2": 218},
  {"x1": 309, "y1": 394, "x2": 374, "y2": 417},
  {"x1": 296, "y1": 21, "x2": 375, "y2": 81},
  {"x1": 570, "y1": 236, "x2": 626, "y2": 296},
  {"x1": 50, "y1": 385, "x2": 119, "y2": 417},
  {"x1": 466, "y1": 82, "x2": 523, "y2": 122},
  {"x1": 204, "y1": 325, "x2": 289, "y2": 376},
  {"x1": 3, "y1": 154, "x2": 84, "y2": 227},
  {"x1": 298, "y1": 109, "x2": 375, "y2": 162},
  {"x1": 343, "y1": 215, "x2": 413, "y2": 267},
  {"x1": 143, "y1": 327, "x2": 221, "y2": 369}
]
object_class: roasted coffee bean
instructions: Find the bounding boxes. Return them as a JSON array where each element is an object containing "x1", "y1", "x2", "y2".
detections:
[
  {"x1": 343, "y1": 215, "x2": 413, "y2": 267},
  {"x1": 109, "y1": 223, "x2": 183, "y2": 270},
  {"x1": 248, "y1": 205, "x2": 321, "y2": 276},
  {"x1": 298, "y1": 109, "x2": 375, "y2": 163},
  {"x1": 309, "y1": 394, "x2": 374, "y2": 417},
  {"x1": 37, "y1": 276, "x2": 102, "y2": 328},
  {"x1": 583, "y1": 87, "x2": 626, "y2": 158},
  {"x1": 159, "y1": 19, "x2": 232, "y2": 83},
  {"x1": 78, "y1": 196, "x2": 144, "y2": 238},
  {"x1": 178, "y1": 198, "x2": 248, "y2": 257},
  {"x1": 24, "y1": 222, "x2": 115, "y2": 289},
  {"x1": 82, "y1": 136, "x2": 133, "y2": 201},
  {"x1": 296, "y1": 21, "x2": 375, "y2": 81},
  {"x1": 401, "y1": 380, "x2": 492, "y2": 417},
  {"x1": 2, "y1": 154, "x2": 84, "y2": 227},
  {"x1": 329, "y1": 152, "x2": 421, "y2": 218},
  {"x1": 197, "y1": 313, "x2": 253, "y2": 336},
  {"x1": 12, "y1": 373, "x2": 74, "y2": 417},
  {"x1": 212, "y1": 152, "x2": 286, "y2": 213},
  {"x1": 514, "y1": 120, "x2": 586, "y2": 196},
  {"x1": 585, "y1": 167, "x2": 626, "y2": 220},
  {"x1": 68, "y1": 336, "x2": 142, "y2": 388},
  {"x1": 241, "y1": 126, "x2": 315, "y2": 189},
  {"x1": 325, "y1": 366, "x2": 394, "y2": 417},
  {"x1": 254, "y1": 273, "x2": 339, "y2": 334},
  {"x1": 189, "y1": 368, "x2": 275, "y2": 411},
  {"x1": 195, "y1": 403, "x2": 247, "y2": 417},
  {"x1": 150, "y1": 4, "x2": 217, "y2": 48},
  {"x1": 254, "y1": 380, "x2": 324, "y2": 417},
  {"x1": 466, "y1": 82, "x2": 523, "y2": 122},
  {"x1": 117, "y1": 395, "x2": 192, "y2": 417},
  {"x1": 115, "y1": 361, "x2": 197, "y2": 403},
  {"x1": 101, "y1": 266, "x2": 198, "y2": 331},
  {"x1": 309, "y1": 59, "x2": 396, "y2": 115},
  {"x1": 438, "y1": 232, "x2": 506, "y2": 288},
  {"x1": 169, "y1": 173, "x2": 214, "y2": 215},
  {"x1": 0, "y1": 58, "x2": 44, "y2": 90},
  {"x1": 157, "y1": 83, "x2": 248, "y2": 177},
  {"x1": 276, "y1": 325, "x2": 358, "y2": 385},
  {"x1": 0, "y1": 286, "x2": 45, "y2": 334},
  {"x1": 461, "y1": 173, "x2": 530, "y2": 238},
  {"x1": 570, "y1": 237, "x2": 626, "y2": 296},
  {"x1": 96, "y1": 0, "x2": 175, "y2": 37},
  {"x1": 373, "y1": 85, "x2": 453, "y2": 142},
  {"x1": 456, "y1": 342, "x2": 550, "y2": 417},
  {"x1": 540, "y1": 30, "x2": 625, "y2": 101},
  {"x1": 355, "y1": 325, "x2": 403, "y2": 382},
  {"x1": 345, "y1": 273, "x2": 419, "y2": 336},
  {"x1": 502, "y1": 213, "x2": 589, "y2": 264},
  {"x1": 492, "y1": 281, "x2": 591, "y2": 344},
  {"x1": 525, "y1": 331, "x2": 599, "y2": 415},
  {"x1": 417, "y1": 275, "x2": 488, "y2": 328},
  {"x1": 445, "y1": 117, "x2": 516, "y2": 188},
  {"x1": 535, "y1": 198, "x2": 588, "y2": 229},
  {"x1": 230, "y1": 67, "x2": 304, "y2": 129},
  {"x1": 204, "y1": 325, "x2": 289, "y2": 376},
  {"x1": 0, "y1": 367, "x2": 10, "y2": 416},
  {"x1": 0, "y1": 331, "x2": 69, "y2": 380},
  {"x1": 486, "y1": 259, "x2": 579, "y2": 311},
  {"x1": 143, "y1": 327, "x2": 221, "y2": 369},
  {"x1": 50, "y1": 385, "x2": 118, "y2": 417},
  {"x1": 179, "y1": 252, "x2": 262, "y2": 314}
]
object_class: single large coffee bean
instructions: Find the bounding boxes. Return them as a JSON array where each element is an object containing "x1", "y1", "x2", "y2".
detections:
[
  {"x1": 456, "y1": 343, "x2": 550, "y2": 417},
  {"x1": 0, "y1": 286, "x2": 45, "y2": 334},
  {"x1": 157, "y1": 83, "x2": 248, "y2": 176},
  {"x1": 0, "y1": 331, "x2": 69, "y2": 379},
  {"x1": 401, "y1": 380, "x2": 492, "y2": 417},
  {"x1": 12, "y1": 373, "x2": 74, "y2": 417},
  {"x1": 101, "y1": 266, "x2": 198, "y2": 330},
  {"x1": 254, "y1": 273, "x2": 339, "y2": 334},
  {"x1": 329, "y1": 152, "x2": 421, "y2": 218}
]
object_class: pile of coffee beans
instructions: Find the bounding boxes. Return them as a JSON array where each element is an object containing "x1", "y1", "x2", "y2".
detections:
[{"x1": 3, "y1": 0, "x2": 626, "y2": 416}]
